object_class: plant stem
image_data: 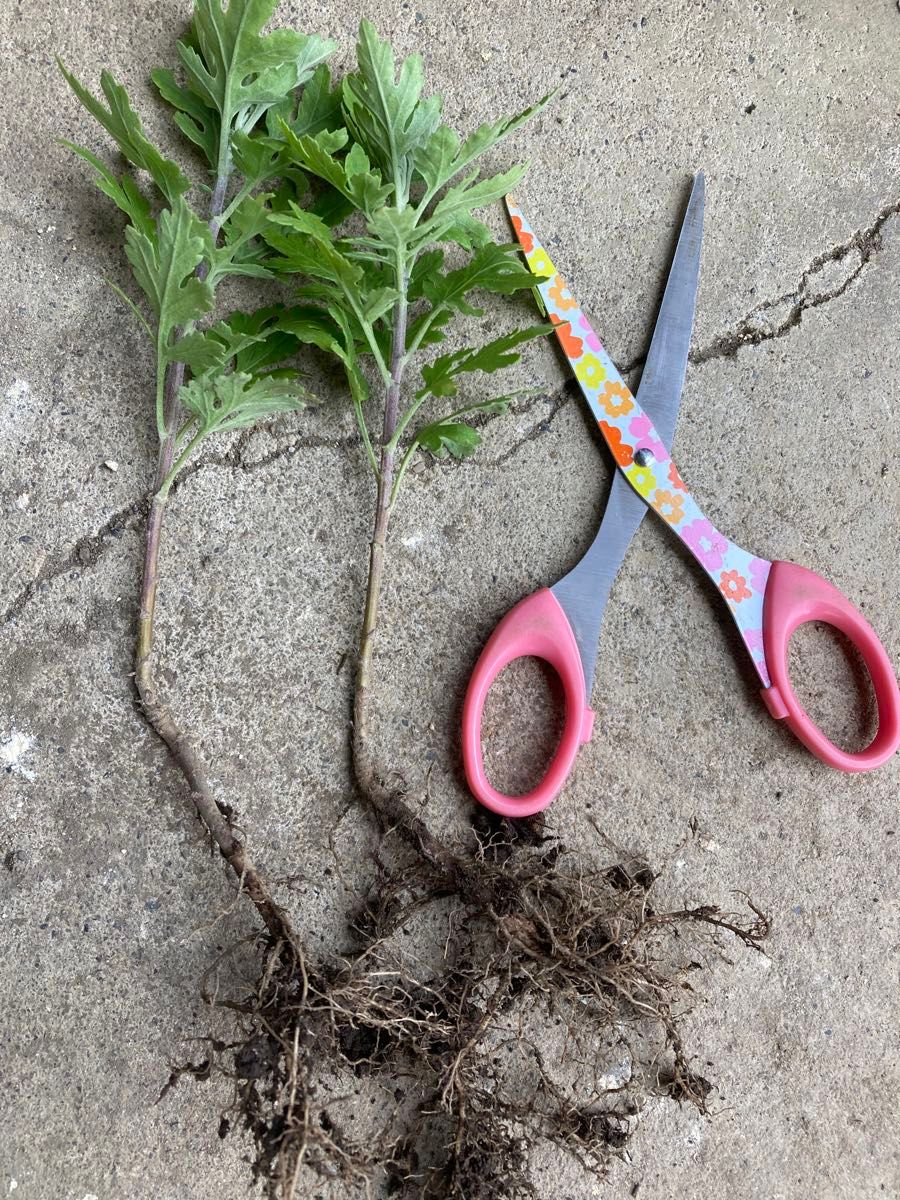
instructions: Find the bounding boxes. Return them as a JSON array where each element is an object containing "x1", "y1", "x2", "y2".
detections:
[
  {"x1": 351, "y1": 265, "x2": 455, "y2": 870},
  {"x1": 208, "y1": 175, "x2": 228, "y2": 244},
  {"x1": 135, "y1": 474, "x2": 290, "y2": 942},
  {"x1": 132, "y1": 167, "x2": 295, "y2": 945},
  {"x1": 352, "y1": 266, "x2": 405, "y2": 787}
]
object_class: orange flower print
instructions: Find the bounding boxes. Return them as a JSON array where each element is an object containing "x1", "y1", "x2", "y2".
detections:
[
  {"x1": 511, "y1": 214, "x2": 533, "y2": 254},
  {"x1": 599, "y1": 421, "x2": 634, "y2": 466},
  {"x1": 575, "y1": 353, "x2": 606, "y2": 389},
  {"x1": 668, "y1": 461, "x2": 686, "y2": 491},
  {"x1": 651, "y1": 488, "x2": 685, "y2": 525},
  {"x1": 548, "y1": 274, "x2": 577, "y2": 312},
  {"x1": 550, "y1": 314, "x2": 584, "y2": 359},
  {"x1": 719, "y1": 569, "x2": 752, "y2": 603},
  {"x1": 599, "y1": 380, "x2": 633, "y2": 418}
]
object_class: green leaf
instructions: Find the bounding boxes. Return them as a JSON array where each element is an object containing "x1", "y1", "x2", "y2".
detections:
[
  {"x1": 364, "y1": 205, "x2": 419, "y2": 254},
  {"x1": 171, "y1": 0, "x2": 335, "y2": 175},
  {"x1": 345, "y1": 142, "x2": 371, "y2": 178},
  {"x1": 279, "y1": 124, "x2": 348, "y2": 188},
  {"x1": 59, "y1": 61, "x2": 189, "y2": 203},
  {"x1": 268, "y1": 201, "x2": 335, "y2": 243},
  {"x1": 440, "y1": 212, "x2": 493, "y2": 252},
  {"x1": 61, "y1": 141, "x2": 155, "y2": 239},
  {"x1": 421, "y1": 163, "x2": 526, "y2": 241},
  {"x1": 453, "y1": 94, "x2": 552, "y2": 182},
  {"x1": 307, "y1": 185, "x2": 356, "y2": 228},
  {"x1": 276, "y1": 305, "x2": 345, "y2": 355},
  {"x1": 124, "y1": 196, "x2": 215, "y2": 345},
  {"x1": 180, "y1": 369, "x2": 308, "y2": 435},
  {"x1": 408, "y1": 249, "x2": 445, "y2": 301},
  {"x1": 341, "y1": 19, "x2": 441, "y2": 200},
  {"x1": 269, "y1": 63, "x2": 343, "y2": 139},
  {"x1": 151, "y1": 66, "x2": 218, "y2": 166},
  {"x1": 423, "y1": 243, "x2": 547, "y2": 317},
  {"x1": 279, "y1": 123, "x2": 391, "y2": 215},
  {"x1": 406, "y1": 306, "x2": 453, "y2": 350},
  {"x1": 166, "y1": 317, "x2": 267, "y2": 372},
  {"x1": 419, "y1": 324, "x2": 553, "y2": 398},
  {"x1": 408, "y1": 238, "x2": 542, "y2": 350},
  {"x1": 415, "y1": 421, "x2": 481, "y2": 458},
  {"x1": 227, "y1": 307, "x2": 303, "y2": 374},
  {"x1": 263, "y1": 220, "x2": 363, "y2": 291},
  {"x1": 230, "y1": 129, "x2": 289, "y2": 188},
  {"x1": 413, "y1": 94, "x2": 551, "y2": 200},
  {"x1": 412, "y1": 124, "x2": 460, "y2": 195},
  {"x1": 213, "y1": 192, "x2": 276, "y2": 280},
  {"x1": 362, "y1": 286, "x2": 401, "y2": 324}
]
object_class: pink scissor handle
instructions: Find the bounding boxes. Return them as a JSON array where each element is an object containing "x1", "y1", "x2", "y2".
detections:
[
  {"x1": 462, "y1": 588, "x2": 595, "y2": 817},
  {"x1": 760, "y1": 561, "x2": 900, "y2": 771}
]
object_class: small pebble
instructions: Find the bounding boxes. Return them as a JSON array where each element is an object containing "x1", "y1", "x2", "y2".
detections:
[{"x1": 103, "y1": 460, "x2": 119, "y2": 472}]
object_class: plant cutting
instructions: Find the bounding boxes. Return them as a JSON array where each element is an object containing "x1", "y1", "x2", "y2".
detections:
[
  {"x1": 262, "y1": 20, "x2": 554, "y2": 838},
  {"x1": 60, "y1": 0, "x2": 340, "y2": 941}
]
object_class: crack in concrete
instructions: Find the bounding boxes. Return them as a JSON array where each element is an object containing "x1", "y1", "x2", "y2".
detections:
[
  {"x1": 566, "y1": 197, "x2": 899, "y2": 384},
  {"x1": 690, "y1": 197, "x2": 900, "y2": 365},
  {"x1": 0, "y1": 423, "x2": 364, "y2": 628},
  {"x1": 0, "y1": 394, "x2": 558, "y2": 628},
  {"x1": 4, "y1": 198, "x2": 896, "y2": 629},
  {"x1": 2, "y1": 498, "x2": 145, "y2": 628},
  {"x1": 205, "y1": 424, "x2": 360, "y2": 475},
  {"x1": 483, "y1": 382, "x2": 576, "y2": 468}
]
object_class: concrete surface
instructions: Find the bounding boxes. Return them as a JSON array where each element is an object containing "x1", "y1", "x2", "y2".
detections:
[{"x1": 2, "y1": 0, "x2": 899, "y2": 1197}]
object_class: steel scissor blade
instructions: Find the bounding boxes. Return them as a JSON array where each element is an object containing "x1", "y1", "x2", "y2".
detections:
[
  {"x1": 506, "y1": 175, "x2": 704, "y2": 693},
  {"x1": 635, "y1": 172, "x2": 704, "y2": 454}
]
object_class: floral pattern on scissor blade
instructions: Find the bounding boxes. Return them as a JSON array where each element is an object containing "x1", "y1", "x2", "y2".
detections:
[{"x1": 507, "y1": 198, "x2": 773, "y2": 687}]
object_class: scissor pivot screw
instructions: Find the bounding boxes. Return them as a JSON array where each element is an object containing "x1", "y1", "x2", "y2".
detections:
[{"x1": 634, "y1": 447, "x2": 656, "y2": 467}]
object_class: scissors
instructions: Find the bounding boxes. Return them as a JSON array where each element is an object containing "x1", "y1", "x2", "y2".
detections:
[{"x1": 462, "y1": 174, "x2": 900, "y2": 817}]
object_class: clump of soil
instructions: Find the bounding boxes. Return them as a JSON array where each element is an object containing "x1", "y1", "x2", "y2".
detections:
[{"x1": 184, "y1": 817, "x2": 768, "y2": 1198}]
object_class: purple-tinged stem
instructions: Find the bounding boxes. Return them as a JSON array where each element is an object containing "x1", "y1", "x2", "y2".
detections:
[{"x1": 133, "y1": 168, "x2": 294, "y2": 944}]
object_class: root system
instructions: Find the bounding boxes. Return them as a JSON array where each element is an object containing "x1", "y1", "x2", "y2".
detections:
[{"x1": 183, "y1": 817, "x2": 768, "y2": 1199}]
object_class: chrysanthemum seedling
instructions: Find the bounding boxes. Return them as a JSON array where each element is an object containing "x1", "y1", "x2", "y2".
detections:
[
  {"x1": 262, "y1": 20, "x2": 554, "y2": 829},
  {"x1": 60, "y1": 0, "x2": 338, "y2": 940}
]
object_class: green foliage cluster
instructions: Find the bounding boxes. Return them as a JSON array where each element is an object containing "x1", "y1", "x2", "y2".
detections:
[
  {"x1": 60, "y1": 0, "x2": 335, "y2": 490},
  {"x1": 262, "y1": 21, "x2": 553, "y2": 494},
  {"x1": 61, "y1": 2, "x2": 551, "y2": 502}
]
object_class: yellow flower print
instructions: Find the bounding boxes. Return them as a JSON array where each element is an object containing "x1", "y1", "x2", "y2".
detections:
[
  {"x1": 575, "y1": 353, "x2": 606, "y2": 390},
  {"x1": 548, "y1": 274, "x2": 577, "y2": 311},
  {"x1": 651, "y1": 488, "x2": 685, "y2": 525},
  {"x1": 527, "y1": 248, "x2": 554, "y2": 277},
  {"x1": 625, "y1": 463, "x2": 656, "y2": 497},
  {"x1": 599, "y1": 380, "x2": 633, "y2": 417}
]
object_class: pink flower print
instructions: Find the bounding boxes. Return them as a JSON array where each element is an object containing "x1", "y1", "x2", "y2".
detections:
[
  {"x1": 744, "y1": 628, "x2": 766, "y2": 661},
  {"x1": 579, "y1": 313, "x2": 602, "y2": 353},
  {"x1": 628, "y1": 414, "x2": 667, "y2": 460},
  {"x1": 681, "y1": 518, "x2": 729, "y2": 571},
  {"x1": 749, "y1": 558, "x2": 770, "y2": 595}
]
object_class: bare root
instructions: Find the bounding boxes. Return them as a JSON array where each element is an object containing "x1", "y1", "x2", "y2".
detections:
[{"x1": 189, "y1": 825, "x2": 768, "y2": 1199}]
